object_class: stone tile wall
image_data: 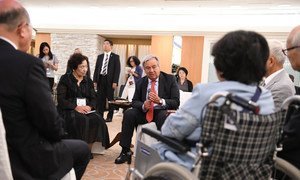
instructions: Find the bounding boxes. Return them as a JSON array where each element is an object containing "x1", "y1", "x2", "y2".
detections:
[{"x1": 50, "y1": 33, "x2": 105, "y2": 82}]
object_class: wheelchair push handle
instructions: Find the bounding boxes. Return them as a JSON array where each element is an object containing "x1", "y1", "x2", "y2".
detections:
[
  {"x1": 209, "y1": 92, "x2": 260, "y2": 114},
  {"x1": 227, "y1": 94, "x2": 260, "y2": 114}
]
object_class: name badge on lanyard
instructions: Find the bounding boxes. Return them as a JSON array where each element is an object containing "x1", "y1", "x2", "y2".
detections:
[{"x1": 77, "y1": 98, "x2": 86, "y2": 106}]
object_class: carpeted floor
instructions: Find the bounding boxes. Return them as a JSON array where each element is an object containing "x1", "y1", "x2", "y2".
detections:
[{"x1": 82, "y1": 112, "x2": 135, "y2": 180}]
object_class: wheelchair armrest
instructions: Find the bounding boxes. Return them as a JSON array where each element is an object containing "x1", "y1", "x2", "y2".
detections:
[{"x1": 141, "y1": 127, "x2": 190, "y2": 153}]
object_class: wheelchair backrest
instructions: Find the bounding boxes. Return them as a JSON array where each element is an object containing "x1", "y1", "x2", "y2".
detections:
[
  {"x1": 199, "y1": 103, "x2": 285, "y2": 179},
  {"x1": 280, "y1": 95, "x2": 300, "y2": 152}
]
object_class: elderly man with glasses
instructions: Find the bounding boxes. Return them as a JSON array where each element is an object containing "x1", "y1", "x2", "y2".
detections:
[
  {"x1": 283, "y1": 25, "x2": 300, "y2": 70},
  {"x1": 277, "y1": 25, "x2": 300, "y2": 170}
]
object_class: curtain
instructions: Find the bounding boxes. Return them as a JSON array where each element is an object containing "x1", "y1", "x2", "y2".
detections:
[
  {"x1": 112, "y1": 44, "x2": 127, "y2": 96},
  {"x1": 128, "y1": 44, "x2": 137, "y2": 57},
  {"x1": 138, "y1": 45, "x2": 151, "y2": 61}
]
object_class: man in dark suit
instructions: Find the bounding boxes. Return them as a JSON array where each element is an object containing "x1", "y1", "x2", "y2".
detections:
[
  {"x1": 0, "y1": 1, "x2": 90, "y2": 179},
  {"x1": 115, "y1": 54, "x2": 180, "y2": 164},
  {"x1": 93, "y1": 39, "x2": 120, "y2": 122},
  {"x1": 277, "y1": 25, "x2": 300, "y2": 170}
]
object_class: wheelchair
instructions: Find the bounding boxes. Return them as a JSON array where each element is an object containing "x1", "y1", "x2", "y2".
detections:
[
  {"x1": 272, "y1": 96, "x2": 300, "y2": 180},
  {"x1": 126, "y1": 91, "x2": 286, "y2": 179}
]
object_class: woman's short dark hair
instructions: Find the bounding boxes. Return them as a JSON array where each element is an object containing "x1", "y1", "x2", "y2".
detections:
[
  {"x1": 212, "y1": 30, "x2": 269, "y2": 84},
  {"x1": 177, "y1": 67, "x2": 188, "y2": 76},
  {"x1": 126, "y1": 56, "x2": 141, "y2": 67},
  {"x1": 68, "y1": 53, "x2": 89, "y2": 70}
]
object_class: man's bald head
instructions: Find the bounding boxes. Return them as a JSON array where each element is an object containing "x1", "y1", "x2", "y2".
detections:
[
  {"x1": 286, "y1": 25, "x2": 300, "y2": 71},
  {"x1": 287, "y1": 25, "x2": 300, "y2": 47},
  {"x1": 0, "y1": 0, "x2": 30, "y2": 31}
]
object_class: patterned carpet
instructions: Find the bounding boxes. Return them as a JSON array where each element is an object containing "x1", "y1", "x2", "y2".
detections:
[{"x1": 82, "y1": 112, "x2": 136, "y2": 180}]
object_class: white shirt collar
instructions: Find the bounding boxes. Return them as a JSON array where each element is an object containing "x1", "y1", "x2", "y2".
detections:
[
  {"x1": 0, "y1": 36, "x2": 17, "y2": 49},
  {"x1": 104, "y1": 51, "x2": 111, "y2": 57},
  {"x1": 264, "y1": 68, "x2": 284, "y2": 85}
]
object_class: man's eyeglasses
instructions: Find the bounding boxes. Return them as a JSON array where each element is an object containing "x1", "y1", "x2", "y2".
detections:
[{"x1": 282, "y1": 46, "x2": 300, "y2": 56}]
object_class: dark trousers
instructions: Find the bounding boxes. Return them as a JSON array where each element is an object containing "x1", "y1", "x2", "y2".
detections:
[
  {"x1": 62, "y1": 139, "x2": 90, "y2": 180},
  {"x1": 96, "y1": 75, "x2": 115, "y2": 119},
  {"x1": 48, "y1": 77, "x2": 54, "y2": 93},
  {"x1": 119, "y1": 108, "x2": 168, "y2": 149}
]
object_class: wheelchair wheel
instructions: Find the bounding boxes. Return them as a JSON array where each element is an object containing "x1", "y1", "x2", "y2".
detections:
[
  {"x1": 144, "y1": 162, "x2": 198, "y2": 180},
  {"x1": 273, "y1": 157, "x2": 300, "y2": 180}
]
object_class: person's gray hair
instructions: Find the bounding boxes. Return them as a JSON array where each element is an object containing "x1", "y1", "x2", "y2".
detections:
[
  {"x1": 268, "y1": 39, "x2": 286, "y2": 65},
  {"x1": 0, "y1": 5, "x2": 30, "y2": 31},
  {"x1": 142, "y1": 54, "x2": 159, "y2": 67}
]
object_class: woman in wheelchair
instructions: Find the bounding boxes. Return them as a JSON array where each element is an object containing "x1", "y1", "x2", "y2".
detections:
[{"x1": 153, "y1": 30, "x2": 275, "y2": 170}]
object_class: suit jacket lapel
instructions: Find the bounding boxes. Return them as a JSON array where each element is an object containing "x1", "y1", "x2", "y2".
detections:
[
  {"x1": 98, "y1": 54, "x2": 104, "y2": 72},
  {"x1": 158, "y1": 73, "x2": 164, "y2": 97},
  {"x1": 141, "y1": 77, "x2": 148, "y2": 101}
]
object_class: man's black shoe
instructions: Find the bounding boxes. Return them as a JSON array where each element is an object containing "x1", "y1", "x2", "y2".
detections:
[
  {"x1": 115, "y1": 152, "x2": 131, "y2": 164},
  {"x1": 105, "y1": 117, "x2": 112, "y2": 123}
]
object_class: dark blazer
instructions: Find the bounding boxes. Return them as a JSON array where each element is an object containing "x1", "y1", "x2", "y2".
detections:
[
  {"x1": 0, "y1": 39, "x2": 72, "y2": 179},
  {"x1": 57, "y1": 73, "x2": 97, "y2": 110},
  {"x1": 93, "y1": 52, "x2": 120, "y2": 86},
  {"x1": 132, "y1": 71, "x2": 180, "y2": 111}
]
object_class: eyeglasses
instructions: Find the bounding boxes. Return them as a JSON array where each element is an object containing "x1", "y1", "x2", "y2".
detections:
[{"x1": 282, "y1": 46, "x2": 300, "y2": 56}]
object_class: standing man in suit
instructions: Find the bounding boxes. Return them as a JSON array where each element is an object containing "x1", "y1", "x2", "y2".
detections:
[
  {"x1": 93, "y1": 40, "x2": 120, "y2": 122},
  {"x1": 0, "y1": 1, "x2": 90, "y2": 179},
  {"x1": 115, "y1": 54, "x2": 180, "y2": 164},
  {"x1": 277, "y1": 25, "x2": 300, "y2": 170},
  {"x1": 263, "y1": 39, "x2": 295, "y2": 111}
]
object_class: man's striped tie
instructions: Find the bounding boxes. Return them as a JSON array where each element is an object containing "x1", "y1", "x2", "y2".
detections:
[{"x1": 101, "y1": 54, "x2": 109, "y2": 75}]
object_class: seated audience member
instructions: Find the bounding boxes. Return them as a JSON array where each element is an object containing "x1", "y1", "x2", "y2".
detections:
[
  {"x1": 277, "y1": 25, "x2": 300, "y2": 169},
  {"x1": 121, "y1": 56, "x2": 143, "y2": 100},
  {"x1": 262, "y1": 40, "x2": 295, "y2": 111},
  {"x1": 154, "y1": 30, "x2": 275, "y2": 169},
  {"x1": 57, "y1": 54, "x2": 110, "y2": 154},
  {"x1": 114, "y1": 55, "x2": 180, "y2": 164},
  {"x1": 176, "y1": 67, "x2": 193, "y2": 92},
  {"x1": 116, "y1": 56, "x2": 143, "y2": 115},
  {"x1": 0, "y1": 1, "x2": 90, "y2": 179}
]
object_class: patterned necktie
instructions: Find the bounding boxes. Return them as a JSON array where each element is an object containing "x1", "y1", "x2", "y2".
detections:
[
  {"x1": 101, "y1": 54, "x2": 109, "y2": 75},
  {"x1": 146, "y1": 80, "x2": 156, "y2": 122}
]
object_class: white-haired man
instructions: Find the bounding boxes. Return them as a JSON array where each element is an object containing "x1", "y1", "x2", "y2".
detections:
[
  {"x1": 263, "y1": 40, "x2": 295, "y2": 111},
  {"x1": 114, "y1": 55, "x2": 180, "y2": 164}
]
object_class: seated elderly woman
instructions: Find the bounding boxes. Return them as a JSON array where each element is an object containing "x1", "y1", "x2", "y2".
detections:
[
  {"x1": 176, "y1": 67, "x2": 193, "y2": 92},
  {"x1": 154, "y1": 30, "x2": 275, "y2": 169},
  {"x1": 57, "y1": 53, "x2": 110, "y2": 155}
]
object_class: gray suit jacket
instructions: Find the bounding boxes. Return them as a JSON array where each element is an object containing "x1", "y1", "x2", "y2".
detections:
[{"x1": 264, "y1": 69, "x2": 295, "y2": 111}]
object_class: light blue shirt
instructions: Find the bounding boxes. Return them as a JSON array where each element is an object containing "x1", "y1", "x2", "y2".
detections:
[{"x1": 153, "y1": 81, "x2": 275, "y2": 169}]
